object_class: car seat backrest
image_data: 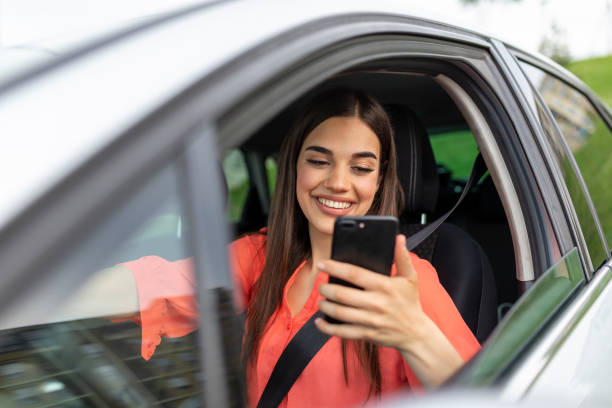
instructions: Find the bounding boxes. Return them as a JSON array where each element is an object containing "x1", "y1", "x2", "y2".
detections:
[
  {"x1": 387, "y1": 105, "x2": 440, "y2": 219},
  {"x1": 386, "y1": 104, "x2": 498, "y2": 342}
]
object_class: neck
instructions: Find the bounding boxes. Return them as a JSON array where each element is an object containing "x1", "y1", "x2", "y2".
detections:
[{"x1": 308, "y1": 224, "x2": 332, "y2": 270}]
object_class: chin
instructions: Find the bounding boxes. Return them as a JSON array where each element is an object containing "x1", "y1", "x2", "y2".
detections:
[{"x1": 312, "y1": 219, "x2": 335, "y2": 237}]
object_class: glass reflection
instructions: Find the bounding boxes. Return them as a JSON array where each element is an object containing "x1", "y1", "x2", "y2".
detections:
[
  {"x1": 0, "y1": 165, "x2": 207, "y2": 407},
  {"x1": 520, "y1": 62, "x2": 610, "y2": 265}
]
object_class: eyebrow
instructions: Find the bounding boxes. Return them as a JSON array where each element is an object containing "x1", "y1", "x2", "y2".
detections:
[{"x1": 305, "y1": 145, "x2": 378, "y2": 160}]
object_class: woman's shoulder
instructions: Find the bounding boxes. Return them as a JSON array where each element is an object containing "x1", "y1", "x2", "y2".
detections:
[
  {"x1": 230, "y1": 228, "x2": 268, "y2": 271},
  {"x1": 231, "y1": 228, "x2": 267, "y2": 252},
  {"x1": 229, "y1": 229, "x2": 268, "y2": 304}
]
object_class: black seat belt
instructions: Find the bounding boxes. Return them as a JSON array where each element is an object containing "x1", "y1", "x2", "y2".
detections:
[{"x1": 256, "y1": 154, "x2": 487, "y2": 408}]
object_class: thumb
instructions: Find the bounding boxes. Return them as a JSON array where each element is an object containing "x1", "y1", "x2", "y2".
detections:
[{"x1": 394, "y1": 234, "x2": 417, "y2": 281}]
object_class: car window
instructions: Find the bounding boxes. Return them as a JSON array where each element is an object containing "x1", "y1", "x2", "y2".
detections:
[
  {"x1": 430, "y1": 128, "x2": 479, "y2": 180},
  {"x1": 265, "y1": 155, "x2": 278, "y2": 197},
  {"x1": 222, "y1": 149, "x2": 250, "y2": 222},
  {"x1": 0, "y1": 164, "x2": 207, "y2": 407},
  {"x1": 519, "y1": 62, "x2": 610, "y2": 266}
]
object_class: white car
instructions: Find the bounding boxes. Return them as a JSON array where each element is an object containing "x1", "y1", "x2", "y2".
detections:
[{"x1": 0, "y1": 1, "x2": 610, "y2": 406}]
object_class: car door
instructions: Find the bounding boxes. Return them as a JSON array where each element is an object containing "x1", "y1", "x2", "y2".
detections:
[
  {"x1": 480, "y1": 47, "x2": 612, "y2": 404},
  {"x1": 451, "y1": 42, "x2": 612, "y2": 403}
]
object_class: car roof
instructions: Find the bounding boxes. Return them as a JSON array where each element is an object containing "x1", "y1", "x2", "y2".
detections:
[{"x1": 0, "y1": 0, "x2": 561, "y2": 232}]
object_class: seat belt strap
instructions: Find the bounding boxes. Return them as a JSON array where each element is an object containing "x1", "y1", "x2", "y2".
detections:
[
  {"x1": 404, "y1": 154, "x2": 486, "y2": 249},
  {"x1": 256, "y1": 153, "x2": 486, "y2": 408},
  {"x1": 256, "y1": 311, "x2": 328, "y2": 408}
]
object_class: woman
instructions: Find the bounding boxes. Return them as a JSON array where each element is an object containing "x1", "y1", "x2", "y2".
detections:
[{"x1": 123, "y1": 89, "x2": 480, "y2": 407}]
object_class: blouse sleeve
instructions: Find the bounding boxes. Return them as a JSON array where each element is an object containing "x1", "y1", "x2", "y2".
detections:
[
  {"x1": 118, "y1": 256, "x2": 197, "y2": 360},
  {"x1": 229, "y1": 233, "x2": 267, "y2": 311},
  {"x1": 399, "y1": 253, "x2": 481, "y2": 390},
  {"x1": 120, "y1": 232, "x2": 267, "y2": 360}
]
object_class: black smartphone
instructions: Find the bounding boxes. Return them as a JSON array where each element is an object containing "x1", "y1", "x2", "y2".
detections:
[{"x1": 324, "y1": 215, "x2": 398, "y2": 324}]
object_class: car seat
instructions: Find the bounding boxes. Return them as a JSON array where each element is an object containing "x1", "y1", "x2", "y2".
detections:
[{"x1": 387, "y1": 105, "x2": 498, "y2": 343}]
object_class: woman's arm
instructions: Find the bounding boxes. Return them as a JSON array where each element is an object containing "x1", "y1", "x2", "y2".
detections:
[{"x1": 315, "y1": 234, "x2": 469, "y2": 388}]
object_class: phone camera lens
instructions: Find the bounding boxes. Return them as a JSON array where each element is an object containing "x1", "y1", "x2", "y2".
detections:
[{"x1": 339, "y1": 220, "x2": 356, "y2": 229}]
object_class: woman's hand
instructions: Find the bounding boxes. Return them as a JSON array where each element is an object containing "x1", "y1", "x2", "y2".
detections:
[
  {"x1": 314, "y1": 234, "x2": 464, "y2": 387},
  {"x1": 315, "y1": 234, "x2": 425, "y2": 350}
]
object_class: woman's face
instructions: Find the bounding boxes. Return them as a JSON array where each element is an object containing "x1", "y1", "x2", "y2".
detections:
[{"x1": 296, "y1": 116, "x2": 381, "y2": 237}]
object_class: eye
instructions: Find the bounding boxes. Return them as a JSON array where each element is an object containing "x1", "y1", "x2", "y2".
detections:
[
  {"x1": 352, "y1": 166, "x2": 375, "y2": 174},
  {"x1": 306, "y1": 159, "x2": 329, "y2": 166}
]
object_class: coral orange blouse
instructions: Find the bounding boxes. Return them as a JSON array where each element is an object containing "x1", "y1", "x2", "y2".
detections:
[{"x1": 122, "y1": 232, "x2": 480, "y2": 407}]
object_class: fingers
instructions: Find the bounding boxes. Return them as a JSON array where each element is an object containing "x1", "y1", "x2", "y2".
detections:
[
  {"x1": 314, "y1": 317, "x2": 378, "y2": 342},
  {"x1": 317, "y1": 260, "x2": 390, "y2": 291},
  {"x1": 317, "y1": 298, "x2": 382, "y2": 327},
  {"x1": 318, "y1": 282, "x2": 383, "y2": 311},
  {"x1": 394, "y1": 234, "x2": 417, "y2": 281},
  {"x1": 318, "y1": 234, "x2": 416, "y2": 288}
]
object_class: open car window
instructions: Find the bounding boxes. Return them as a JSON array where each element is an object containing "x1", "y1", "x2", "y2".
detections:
[
  {"x1": 430, "y1": 128, "x2": 479, "y2": 181},
  {"x1": 223, "y1": 63, "x2": 527, "y2": 347},
  {"x1": 218, "y1": 44, "x2": 593, "y2": 394}
]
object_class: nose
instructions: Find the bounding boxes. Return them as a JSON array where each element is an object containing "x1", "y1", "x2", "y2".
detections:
[{"x1": 323, "y1": 164, "x2": 350, "y2": 191}]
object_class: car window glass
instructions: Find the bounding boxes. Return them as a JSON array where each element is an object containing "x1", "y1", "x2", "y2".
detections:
[
  {"x1": 0, "y1": 164, "x2": 206, "y2": 407},
  {"x1": 520, "y1": 62, "x2": 610, "y2": 265},
  {"x1": 222, "y1": 149, "x2": 250, "y2": 222},
  {"x1": 429, "y1": 128, "x2": 479, "y2": 180},
  {"x1": 459, "y1": 248, "x2": 584, "y2": 384},
  {"x1": 265, "y1": 156, "x2": 278, "y2": 197}
]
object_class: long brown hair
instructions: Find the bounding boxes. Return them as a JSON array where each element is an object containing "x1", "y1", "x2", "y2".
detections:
[{"x1": 244, "y1": 89, "x2": 404, "y2": 397}]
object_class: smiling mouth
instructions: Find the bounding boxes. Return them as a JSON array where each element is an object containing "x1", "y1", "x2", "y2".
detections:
[{"x1": 317, "y1": 197, "x2": 353, "y2": 209}]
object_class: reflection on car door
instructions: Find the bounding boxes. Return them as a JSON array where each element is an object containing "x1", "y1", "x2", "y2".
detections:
[
  {"x1": 453, "y1": 249, "x2": 585, "y2": 388},
  {"x1": 0, "y1": 163, "x2": 206, "y2": 407}
]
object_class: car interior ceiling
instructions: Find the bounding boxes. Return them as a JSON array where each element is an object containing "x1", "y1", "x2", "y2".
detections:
[{"x1": 229, "y1": 70, "x2": 518, "y2": 341}]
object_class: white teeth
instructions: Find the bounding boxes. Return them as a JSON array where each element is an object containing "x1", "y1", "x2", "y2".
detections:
[{"x1": 318, "y1": 198, "x2": 351, "y2": 209}]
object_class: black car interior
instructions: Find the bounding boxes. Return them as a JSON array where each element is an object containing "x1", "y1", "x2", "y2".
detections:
[{"x1": 228, "y1": 70, "x2": 518, "y2": 342}]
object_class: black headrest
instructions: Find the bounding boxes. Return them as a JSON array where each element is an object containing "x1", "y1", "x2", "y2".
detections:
[{"x1": 386, "y1": 105, "x2": 439, "y2": 216}]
